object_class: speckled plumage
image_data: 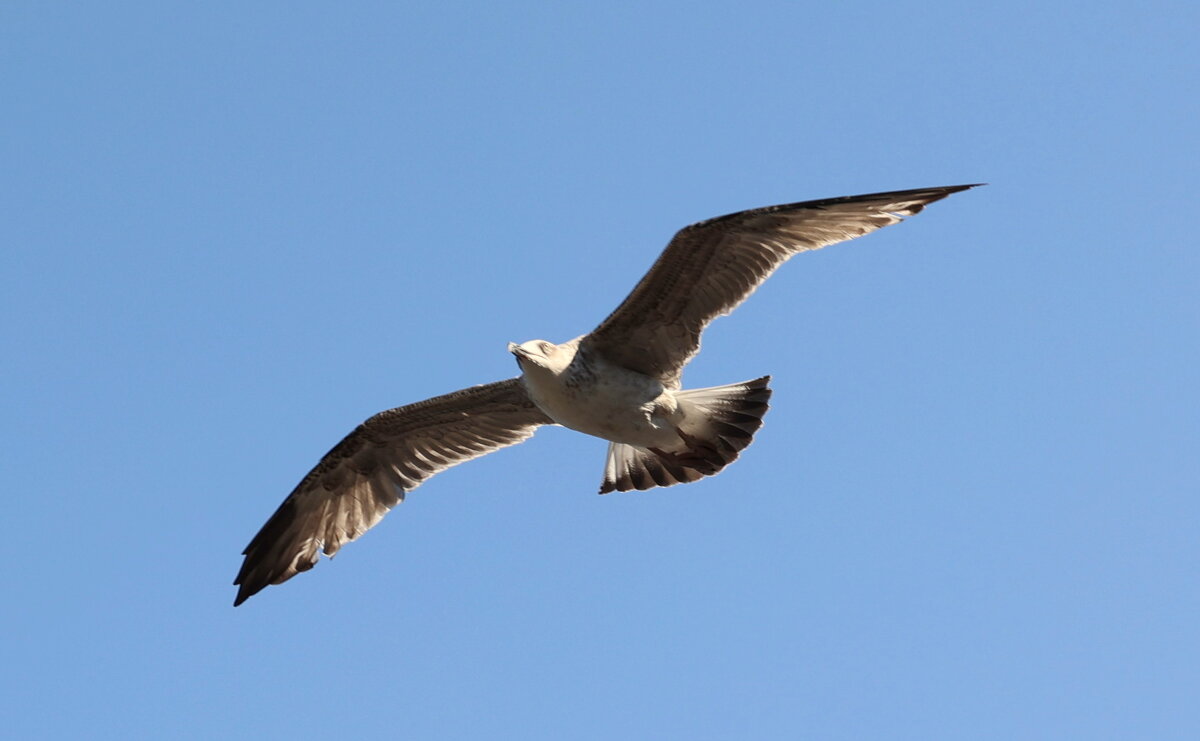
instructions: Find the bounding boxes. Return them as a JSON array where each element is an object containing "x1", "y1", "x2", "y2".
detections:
[{"x1": 234, "y1": 184, "x2": 979, "y2": 605}]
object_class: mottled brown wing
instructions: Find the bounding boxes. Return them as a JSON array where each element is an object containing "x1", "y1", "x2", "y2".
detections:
[
  {"x1": 233, "y1": 377, "x2": 552, "y2": 605},
  {"x1": 582, "y1": 185, "x2": 980, "y2": 384}
]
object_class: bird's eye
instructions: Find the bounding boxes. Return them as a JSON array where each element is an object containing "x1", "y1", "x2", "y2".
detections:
[{"x1": 540, "y1": 342, "x2": 553, "y2": 354}]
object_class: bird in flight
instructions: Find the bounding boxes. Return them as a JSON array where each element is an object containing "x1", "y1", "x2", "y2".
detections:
[{"x1": 233, "y1": 184, "x2": 979, "y2": 605}]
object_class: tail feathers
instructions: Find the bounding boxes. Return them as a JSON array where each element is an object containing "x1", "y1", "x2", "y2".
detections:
[
  {"x1": 676, "y1": 374, "x2": 772, "y2": 455},
  {"x1": 599, "y1": 376, "x2": 772, "y2": 494},
  {"x1": 600, "y1": 442, "x2": 705, "y2": 493}
]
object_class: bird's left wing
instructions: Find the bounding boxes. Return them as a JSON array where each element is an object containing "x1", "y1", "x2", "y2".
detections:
[
  {"x1": 582, "y1": 185, "x2": 980, "y2": 384},
  {"x1": 233, "y1": 377, "x2": 552, "y2": 605}
]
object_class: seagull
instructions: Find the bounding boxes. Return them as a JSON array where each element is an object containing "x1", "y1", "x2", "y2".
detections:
[{"x1": 233, "y1": 184, "x2": 979, "y2": 605}]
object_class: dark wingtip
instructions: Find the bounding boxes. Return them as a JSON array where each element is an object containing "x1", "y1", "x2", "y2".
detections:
[
  {"x1": 232, "y1": 580, "x2": 258, "y2": 607},
  {"x1": 940, "y1": 183, "x2": 986, "y2": 197},
  {"x1": 907, "y1": 183, "x2": 985, "y2": 202},
  {"x1": 923, "y1": 183, "x2": 986, "y2": 193},
  {"x1": 894, "y1": 183, "x2": 984, "y2": 215}
]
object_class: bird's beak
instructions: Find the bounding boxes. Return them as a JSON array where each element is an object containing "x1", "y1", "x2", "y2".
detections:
[
  {"x1": 508, "y1": 342, "x2": 529, "y2": 370},
  {"x1": 509, "y1": 343, "x2": 531, "y2": 365}
]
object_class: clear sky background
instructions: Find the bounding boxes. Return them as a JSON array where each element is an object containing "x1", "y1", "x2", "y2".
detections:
[{"x1": 3, "y1": 2, "x2": 1197, "y2": 739}]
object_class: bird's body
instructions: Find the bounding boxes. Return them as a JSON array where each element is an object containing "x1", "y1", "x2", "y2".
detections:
[
  {"x1": 233, "y1": 184, "x2": 980, "y2": 605},
  {"x1": 512, "y1": 338, "x2": 675, "y2": 448}
]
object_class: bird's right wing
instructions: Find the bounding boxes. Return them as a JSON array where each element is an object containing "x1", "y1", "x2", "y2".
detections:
[
  {"x1": 582, "y1": 185, "x2": 980, "y2": 384},
  {"x1": 233, "y1": 377, "x2": 552, "y2": 605}
]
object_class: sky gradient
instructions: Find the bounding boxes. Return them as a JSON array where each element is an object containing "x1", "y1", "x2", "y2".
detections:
[{"x1": 3, "y1": 2, "x2": 1197, "y2": 739}]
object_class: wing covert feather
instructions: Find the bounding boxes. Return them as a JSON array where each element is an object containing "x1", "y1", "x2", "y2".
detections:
[
  {"x1": 233, "y1": 377, "x2": 551, "y2": 605},
  {"x1": 583, "y1": 185, "x2": 979, "y2": 382}
]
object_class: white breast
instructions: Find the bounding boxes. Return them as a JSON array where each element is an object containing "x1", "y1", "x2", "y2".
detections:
[{"x1": 520, "y1": 347, "x2": 681, "y2": 447}]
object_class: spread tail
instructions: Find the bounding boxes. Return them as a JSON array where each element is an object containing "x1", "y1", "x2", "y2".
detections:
[{"x1": 599, "y1": 376, "x2": 772, "y2": 493}]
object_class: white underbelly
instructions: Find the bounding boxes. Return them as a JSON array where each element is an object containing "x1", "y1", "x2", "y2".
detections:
[{"x1": 521, "y1": 366, "x2": 681, "y2": 448}]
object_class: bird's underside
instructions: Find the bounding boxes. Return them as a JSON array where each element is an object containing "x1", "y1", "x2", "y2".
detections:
[{"x1": 233, "y1": 183, "x2": 980, "y2": 605}]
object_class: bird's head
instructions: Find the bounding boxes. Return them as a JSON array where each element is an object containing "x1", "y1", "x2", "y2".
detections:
[{"x1": 508, "y1": 339, "x2": 558, "y2": 371}]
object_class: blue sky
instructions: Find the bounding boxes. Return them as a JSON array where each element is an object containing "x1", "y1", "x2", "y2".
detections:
[{"x1": 3, "y1": 2, "x2": 1197, "y2": 738}]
